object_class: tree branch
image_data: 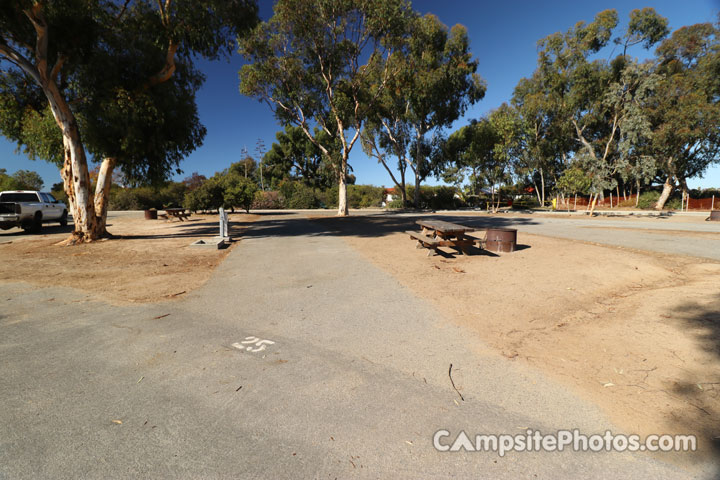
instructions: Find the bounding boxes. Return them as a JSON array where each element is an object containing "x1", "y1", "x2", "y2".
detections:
[{"x1": 0, "y1": 43, "x2": 42, "y2": 85}]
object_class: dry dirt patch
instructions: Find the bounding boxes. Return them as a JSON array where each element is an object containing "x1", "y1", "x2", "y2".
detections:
[
  {"x1": 313, "y1": 215, "x2": 720, "y2": 463},
  {"x1": 0, "y1": 213, "x2": 257, "y2": 303}
]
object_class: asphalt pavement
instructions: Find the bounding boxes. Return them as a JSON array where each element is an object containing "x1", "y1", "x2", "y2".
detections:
[{"x1": 1, "y1": 212, "x2": 717, "y2": 478}]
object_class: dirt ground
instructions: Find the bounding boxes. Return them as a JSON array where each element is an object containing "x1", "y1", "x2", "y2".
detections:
[
  {"x1": 0, "y1": 213, "x2": 257, "y2": 304},
  {"x1": 312, "y1": 214, "x2": 720, "y2": 463}
]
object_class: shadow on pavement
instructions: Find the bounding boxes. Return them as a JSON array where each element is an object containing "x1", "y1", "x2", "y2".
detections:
[{"x1": 237, "y1": 212, "x2": 540, "y2": 241}]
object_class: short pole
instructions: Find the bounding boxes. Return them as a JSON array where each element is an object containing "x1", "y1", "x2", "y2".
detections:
[{"x1": 712, "y1": 195, "x2": 715, "y2": 211}]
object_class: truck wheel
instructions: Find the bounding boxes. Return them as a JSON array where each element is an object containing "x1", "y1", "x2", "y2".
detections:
[
  {"x1": 30, "y1": 212, "x2": 42, "y2": 233},
  {"x1": 59, "y1": 210, "x2": 68, "y2": 226}
]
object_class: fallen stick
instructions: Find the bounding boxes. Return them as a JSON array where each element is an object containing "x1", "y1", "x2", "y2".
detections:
[{"x1": 448, "y1": 363, "x2": 464, "y2": 401}]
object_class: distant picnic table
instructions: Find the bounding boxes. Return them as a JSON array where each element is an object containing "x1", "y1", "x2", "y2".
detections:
[
  {"x1": 162, "y1": 208, "x2": 191, "y2": 222},
  {"x1": 406, "y1": 219, "x2": 479, "y2": 256}
]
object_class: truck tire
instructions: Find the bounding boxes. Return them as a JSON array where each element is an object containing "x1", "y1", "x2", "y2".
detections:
[
  {"x1": 30, "y1": 212, "x2": 42, "y2": 233},
  {"x1": 59, "y1": 210, "x2": 68, "y2": 226}
]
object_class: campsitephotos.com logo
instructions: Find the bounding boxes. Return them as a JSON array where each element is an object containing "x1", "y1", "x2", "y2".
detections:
[{"x1": 433, "y1": 429, "x2": 697, "y2": 457}]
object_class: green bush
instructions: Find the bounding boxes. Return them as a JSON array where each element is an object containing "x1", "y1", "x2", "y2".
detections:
[
  {"x1": 51, "y1": 187, "x2": 69, "y2": 206},
  {"x1": 157, "y1": 182, "x2": 187, "y2": 208},
  {"x1": 347, "y1": 185, "x2": 383, "y2": 208},
  {"x1": 278, "y1": 180, "x2": 320, "y2": 209},
  {"x1": 511, "y1": 196, "x2": 539, "y2": 209},
  {"x1": 387, "y1": 198, "x2": 405, "y2": 209},
  {"x1": 636, "y1": 190, "x2": 684, "y2": 210},
  {"x1": 223, "y1": 173, "x2": 258, "y2": 213},
  {"x1": 636, "y1": 191, "x2": 661, "y2": 209},
  {"x1": 184, "y1": 177, "x2": 224, "y2": 212},
  {"x1": 429, "y1": 186, "x2": 458, "y2": 210}
]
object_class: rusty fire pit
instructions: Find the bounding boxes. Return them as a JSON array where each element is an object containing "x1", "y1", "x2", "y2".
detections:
[
  {"x1": 710, "y1": 210, "x2": 720, "y2": 222},
  {"x1": 485, "y1": 228, "x2": 517, "y2": 253}
]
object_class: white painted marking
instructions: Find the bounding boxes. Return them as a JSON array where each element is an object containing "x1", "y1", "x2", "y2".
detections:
[{"x1": 233, "y1": 337, "x2": 276, "y2": 353}]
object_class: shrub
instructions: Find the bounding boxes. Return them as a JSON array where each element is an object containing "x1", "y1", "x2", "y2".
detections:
[
  {"x1": 223, "y1": 173, "x2": 258, "y2": 213},
  {"x1": 252, "y1": 190, "x2": 283, "y2": 209},
  {"x1": 636, "y1": 191, "x2": 660, "y2": 209},
  {"x1": 184, "y1": 177, "x2": 224, "y2": 212},
  {"x1": 347, "y1": 185, "x2": 383, "y2": 208},
  {"x1": 388, "y1": 198, "x2": 405, "y2": 209},
  {"x1": 157, "y1": 182, "x2": 187, "y2": 208},
  {"x1": 429, "y1": 186, "x2": 458, "y2": 210},
  {"x1": 279, "y1": 180, "x2": 320, "y2": 209},
  {"x1": 108, "y1": 187, "x2": 139, "y2": 210}
]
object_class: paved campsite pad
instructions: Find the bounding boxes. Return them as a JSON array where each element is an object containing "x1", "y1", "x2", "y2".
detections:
[{"x1": 1, "y1": 211, "x2": 718, "y2": 478}]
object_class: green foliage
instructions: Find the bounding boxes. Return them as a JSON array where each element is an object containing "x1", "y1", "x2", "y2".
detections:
[
  {"x1": 263, "y1": 125, "x2": 335, "y2": 189},
  {"x1": 362, "y1": 13, "x2": 486, "y2": 207},
  {"x1": 239, "y1": 0, "x2": 415, "y2": 212},
  {"x1": 347, "y1": 185, "x2": 384, "y2": 208},
  {"x1": 278, "y1": 180, "x2": 321, "y2": 209},
  {"x1": 183, "y1": 177, "x2": 224, "y2": 212},
  {"x1": 556, "y1": 166, "x2": 592, "y2": 195},
  {"x1": 0, "y1": 0, "x2": 259, "y2": 223},
  {"x1": 0, "y1": 168, "x2": 44, "y2": 191},
  {"x1": 222, "y1": 172, "x2": 258, "y2": 213}
]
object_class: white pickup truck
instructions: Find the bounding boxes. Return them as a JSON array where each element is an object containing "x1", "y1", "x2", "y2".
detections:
[{"x1": 0, "y1": 190, "x2": 68, "y2": 232}]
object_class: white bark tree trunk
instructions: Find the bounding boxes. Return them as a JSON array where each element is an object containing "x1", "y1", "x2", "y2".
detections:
[
  {"x1": 655, "y1": 176, "x2": 674, "y2": 210},
  {"x1": 94, "y1": 157, "x2": 117, "y2": 235},
  {"x1": 337, "y1": 158, "x2": 349, "y2": 216}
]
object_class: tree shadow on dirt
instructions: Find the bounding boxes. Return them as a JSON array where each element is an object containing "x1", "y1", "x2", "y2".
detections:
[
  {"x1": 0, "y1": 223, "x2": 75, "y2": 238},
  {"x1": 665, "y1": 293, "x2": 720, "y2": 467}
]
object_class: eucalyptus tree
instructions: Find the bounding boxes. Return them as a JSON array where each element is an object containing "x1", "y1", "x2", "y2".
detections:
[
  {"x1": 0, "y1": 0, "x2": 258, "y2": 242},
  {"x1": 511, "y1": 73, "x2": 571, "y2": 206},
  {"x1": 528, "y1": 8, "x2": 668, "y2": 214},
  {"x1": 263, "y1": 125, "x2": 336, "y2": 189},
  {"x1": 650, "y1": 22, "x2": 720, "y2": 209},
  {"x1": 442, "y1": 110, "x2": 516, "y2": 212},
  {"x1": 361, "y1": 13, "x2": 485, "y2": 208},
  {"x1": 239, "y1": 0, "x2": 414, "y2": 216}
]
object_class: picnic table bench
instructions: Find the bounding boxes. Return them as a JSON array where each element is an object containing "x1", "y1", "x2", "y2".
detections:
[
  {"x1": 162, "y1": 208, "x2": 191, "y2": 222},
  {"x1": 406, "y1": 219, "x2": 479, "y2": 256}
]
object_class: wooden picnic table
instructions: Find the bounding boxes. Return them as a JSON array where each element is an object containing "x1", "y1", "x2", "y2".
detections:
[
  {"x1": 163, "y1": 208, "x2": 191, "y2": 222},
  {"x1": 407, "y1": 219, "x2": 479, "y2": 256}
]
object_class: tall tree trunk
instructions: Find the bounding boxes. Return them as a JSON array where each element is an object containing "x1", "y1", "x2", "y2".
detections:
[
  {"x1": 20, "y1": 4, "x2": 97, "y2": 244},
  {"x1": 679, "y1": 177, "x2": 690, "y2": 211},
  {"x1": 414, "y1": 169, "x2": 421, "y2": 209},
  {"x1": 412, "y1": 126, "x2": 427, "y2": 209},
  {"x1": 337, "y1": 158, "x2": 349, "y2": 216},
  {"x1": 589, "y1": 192, "x2": 598, "y2": 216},
  {"x1": 52, "y1": 98, "x2": 97, "y2": 243},
  {"x1": 636, "y1": 180, "x2": 641, "y2": 207},
  {"x1": 94, "y1": 157, "x2": 117, "y2": 236},
  {"x1": 532, "y1": 180, "x2": 542, "y2": 205},
  {"x1": 539, "y1": 167, "x2": 546, "y2": 207},
  {"x1": 655, "y1": 176, "x2": 674, "y2": 210}
]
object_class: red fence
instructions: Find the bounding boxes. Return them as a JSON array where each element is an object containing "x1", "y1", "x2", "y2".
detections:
[
  {"x1": 557, "y1": 194, "x2": 637, "y2": 209},
  {"x1": 557, "y1": 194, "x2": 718, "y2": 210},
  {"x1": 687, "y1": 197, "x2": 717, "y2": 210}
]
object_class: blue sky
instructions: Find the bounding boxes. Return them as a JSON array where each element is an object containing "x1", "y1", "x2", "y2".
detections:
[{"x1": 2, "y1": 0, "x2": 720, "y2": 190}]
